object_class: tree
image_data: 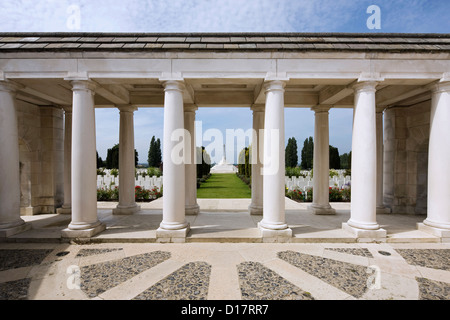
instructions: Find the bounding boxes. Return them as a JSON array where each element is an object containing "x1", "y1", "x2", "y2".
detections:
[
  {"x1": 300, "y1": 136, "x2": 314, "y2": 169},
  {"x1": 196, "y1": 146, "x2": 211, "y2": 178},
  {"x1": 340, "y1": 151, "x2": 352, "y2": 169},
  {"x1": 106, "y1": 144, "x2": 119, "y2": 169},
  {"x1": 105, "y1": 144, "x2": 138, "y2": 169},
  {"x1": 285, "y1": 137, "x2": 298, "y2": 167},
  {"x1": 154, "y1": 138, "x2": 161, "y2": 167},
  {"x1": 329, "y1": 145, "x2": 341, "y2": 169},
  {"x1": 96, "y1": 151, "x2": 104, "y2": 168},
  {"x1": 148, "y1": 136, "x2": 162, "y2": 168}
]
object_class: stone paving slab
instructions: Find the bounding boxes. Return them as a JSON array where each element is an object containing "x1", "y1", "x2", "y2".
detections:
[
  {"x1": 0, "y1": 242, "x2": 449, "y2": 300},
  {"x1": 9, "y1": 200, "x2": 440, "y2": 243}
]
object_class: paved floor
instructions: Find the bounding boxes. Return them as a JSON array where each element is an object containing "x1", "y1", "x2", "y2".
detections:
[
  {"x1": 0, "y1": 242, "x2": 449, "y2": 300},
  {"x1": 2, "y1": 198, "x2": 449, "y2": 301},
  {"x1": 8, "y1": 198, "x2": 442, "y2": 243}
]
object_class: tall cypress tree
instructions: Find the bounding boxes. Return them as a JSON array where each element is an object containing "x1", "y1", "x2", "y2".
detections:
[
  {"x1": 329, "y1": 145, "x2": 340, "y2": 169},
  {"x1": 285, "y1": 137, "x2": 299, "y2": 167},
  {"x1": 148, "y1": 136, "x2": 156, "y2": 167},
  {"x1": 301, "y1": 136, "x2": 314, "y2": 169},
  {"x1": 155, "y1": 138, "x2": 162, "y2": 167},
  {"x1": 148, "y1": 136, "x2": 162, "y2": 168},
  {"x1": 106, "y1": 143, "x2": 138, "y2": 169}
]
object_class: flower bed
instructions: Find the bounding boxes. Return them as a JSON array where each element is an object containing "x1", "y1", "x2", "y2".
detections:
[
  {"x1": 286, "y1": 186, "x2": 351, "y2": 202},
  {"x1": 97, "y1": 186, "x2": 162, "y2": 202}
]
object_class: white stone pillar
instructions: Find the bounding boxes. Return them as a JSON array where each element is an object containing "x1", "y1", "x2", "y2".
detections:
[
  {"x1": 249, "y1": 105, "x2": 264, "y2": 215},
  {"x1": 259, "y1": 80, "x2": 292, "y2": 241},
  {"x1": 57, "y1": 107, "x2": 72, "y2": 214},
  {"x1": 62, "y1": 80, "x2": 105, "y2": 238},
  {"x1": 0, "y1": 81, "x2": 31, "y2": 237},
  {"x1": 157, "y1": 80, "x2": 189, "y2": 241},
  {"x1": 376, "y1": 110, "x2": 391, "y2": 214},
  {"x1": 113, "y1": 105, "x2": 140, "y2": 215},
  {"x1": 309, "y1": 106, "x2": 335, "y2": 215},
  {"x1": 184, "y1": 104, "x2": 199, "y2": 215},
  {"x1": 419, "y1": 81, "x2": 450, "y2": 239},
  {"x1": 343, "y1": 81, "x2": 386, "y2": 239}
]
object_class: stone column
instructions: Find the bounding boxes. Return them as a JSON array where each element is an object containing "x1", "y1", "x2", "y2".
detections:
[
  {"x1": 309, "y1": 106, "x2": 335, "y2": 215},
  {"x1": 376, "y1": 109, "x2": 391, "y2": 214},
  {"x1": 249, "y1": 105, "x2": 264, "y2": 215},
  {"x1": 259, "y1": 80, "x2": 292, "y2": 241},
  {"x1": 157, "y1": 80, "x2": 189, "y2": 242},
  {"x1": 113, "y1": 105, "x2": 140, "y2": 215},
  {"x1": 0, "y1": 81, "x2": 31, "y2": 237},
  {"x1": 57, "y1": 107, "x2": 72, "y2": 214},
  {"x1": 184, "y1": 104, "x2": 199, "y2": 215},
  {"x1": 419, "y1": 81, "x2": 450, "y2": 239},
  {"x1": 343, "y1": 81, "x2": 386, "y2": 239},
  {"x1": 61, "y1": 80, "x2": 105, "y2": 238}
]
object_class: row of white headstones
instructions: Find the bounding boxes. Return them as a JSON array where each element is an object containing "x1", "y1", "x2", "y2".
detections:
[
  {"x1": 97, "y1": 169, "x2": 351, "y2": 193},
  {"x1": 97, "y1": 169, "x2": 162, "y2": 190},
  {"x1": 285, "y1": 169, "x2": 351, "y2": 192}
]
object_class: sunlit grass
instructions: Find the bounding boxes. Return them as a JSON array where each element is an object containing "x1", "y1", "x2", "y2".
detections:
[{"x1": 197, "y1": 173, "x2": 251, "y2": 198}]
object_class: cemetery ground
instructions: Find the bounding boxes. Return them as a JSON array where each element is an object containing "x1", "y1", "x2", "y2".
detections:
[
  {"x1": 197, "y1": 173, "x2": 252, "y2": 199},
  {"x1": 2, "y1": 170, "x2": 449, "y2": 301}
]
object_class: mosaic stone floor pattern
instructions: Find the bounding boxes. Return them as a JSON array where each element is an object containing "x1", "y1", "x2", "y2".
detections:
[{"x1": 0, "y1": 244, "x2": 449, "y2": 300}]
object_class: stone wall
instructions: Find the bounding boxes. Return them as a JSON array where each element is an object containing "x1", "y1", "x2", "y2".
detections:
[
  {"x1": 16, "y1": 101, "x2": 64, "y2": 215},
  {"x1": 383, "y1": 100, "x2": 430, "y2": 214}
]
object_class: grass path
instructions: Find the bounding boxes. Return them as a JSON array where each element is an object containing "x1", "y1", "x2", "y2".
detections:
[{"x1": 197, "y1": 173, "x2": 251, "y2": 198}]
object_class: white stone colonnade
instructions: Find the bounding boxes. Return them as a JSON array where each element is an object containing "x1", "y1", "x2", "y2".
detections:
[{"x1": 0, "y1": 33, "x2": 449, "y2": 243}]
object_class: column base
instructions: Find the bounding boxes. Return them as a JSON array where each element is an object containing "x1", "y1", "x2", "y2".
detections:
[
  {"x1": 248, "y1": 204, "x2": 263, "y2": 215},
  {"x1": 417, "y1": 223, "x2": 450, "y2": 242},
  {"x1": 0, "y1": 222, "x2": 31, "y2": 237},
  {"x1": 376, "y1": 206, "x2": 391, "y2": 214},
  {"x1": 56, "y1": 205, "x2": 71, "y2": 214},
  {"x1": 156, "y1": 224, "x2": 190, "y2": 243},
  {"x1": 112, "y1": 204, "x2": 141, "y2": 215},
  {"x1": 258, "y1": 222, "x2": 292, "y2": 243},
  {"x1": 185, "y1": 204, "x2": 200, "y2": 215},
  {"x1": 20, "y1": 206, "x2": 40, "y2": 216},
  {"x1": 61, "y1": 223, "x2": 106, "y2": 239},
  {"x1": 308, "y1": 204, "x2": 336, "y2": 215},
  {"x1": 342, "y1": 223, "x2": 386, "y2": 242}
]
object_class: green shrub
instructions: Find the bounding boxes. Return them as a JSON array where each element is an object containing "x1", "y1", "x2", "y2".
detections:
[
  {"x1": 110, "y1": 168, "x2": 119, "y2": 177},
  {"x1": 329, "y1": 169, "x2": 339, "y2": 178},
  {"x1": 147, "y1": 167, "x2": 161, "y2": 177},
  {"x1": 287, "y1": 188, "x2": 304, "y2": 201},
  {"x1": 342, "y1": 186, "x2": 351, "y2": 201},
  {"x1": 285, "y1": 167, "x2": 305, "y2": 178},
  {"x1": 329, "y1": 187, "x2": 342, "y2": 202}
]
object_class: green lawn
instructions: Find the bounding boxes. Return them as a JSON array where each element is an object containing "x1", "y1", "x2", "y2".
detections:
[{"x1": 197, "y1": 173, "x2": 251, "y2": 198}]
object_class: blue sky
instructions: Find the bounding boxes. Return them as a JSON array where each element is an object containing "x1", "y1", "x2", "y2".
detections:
[{"x1": 1, "y1": 0, "x2": 449, "y2": 164}]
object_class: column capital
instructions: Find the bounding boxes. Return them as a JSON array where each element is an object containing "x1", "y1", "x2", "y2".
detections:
[
  {"x1": 184, "y1": 104, "x2": 198, "y2": 112},
  {"x1": 117, "y1": 105, "x2": 138, "y2": 113},
  {"x1": 162, "y1": 80, "x2": 185, "y2": 92},
  {"x1": 251, "y1": 104, "x2": 265, "y2": 112},
  {"x1": 376, "y1": 106, "x2": 386, "y2": 114},
  {"x1": 70, "y1": 80, "x2": 97, "y2": 93},
  {"x1": 311, "y1": 105, "x2": 331, "y2": 113},
  {"x1": 353, "y1": 81, "x2": 378, "y2": 93},
  {"x1": 264, "y1": 80, "x2": 286, "y2": 93},
  {"x1": 428, "y1": 80, "x2": 450, "y2": 94},
  {"x1": 0, "y1": 80, "x2": 24, "y2": 93},
  {"x1": 62, "y1": 106, "x2": 73, "y2": 113}
]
